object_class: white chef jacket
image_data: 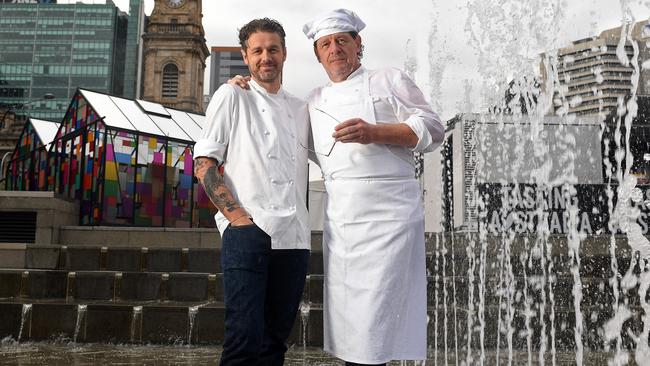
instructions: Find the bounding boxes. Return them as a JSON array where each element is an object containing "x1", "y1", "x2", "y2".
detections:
[
  {"x1": 194, "y1": 80, "x2": 310, "y2": 250},
  {"x1": 307, "y1": 66, "x2": 444, "y2": 178}
]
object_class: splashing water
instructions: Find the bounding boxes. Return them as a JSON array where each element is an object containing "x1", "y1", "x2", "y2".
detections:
[
  {"x1": 187, "y1": 306, "x2": 199, "y2": 345},
  {"x1": 17, "y1": 304, "x2": 32, "y2": 342},
  {"x1": 130, "y1": 306, "x2": 143, "y2": 343},
  {"x1": 73, "y1": 304, "x2": 87, "y2": 343},
  {"x1": 299, "y1": 301, "x2": 311, "y2": 348}
]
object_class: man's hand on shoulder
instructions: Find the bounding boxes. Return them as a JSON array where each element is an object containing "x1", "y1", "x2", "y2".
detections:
[{"x1": 227, "y1": 75, "x2": 251, "y2": 90}]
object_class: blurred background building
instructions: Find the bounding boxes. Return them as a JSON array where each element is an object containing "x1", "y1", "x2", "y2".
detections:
[{"x1": 208, "y1": 46, "x2": 247, "y2": 96}]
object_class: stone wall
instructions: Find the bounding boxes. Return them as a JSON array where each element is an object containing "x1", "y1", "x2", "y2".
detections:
[{"x1": 0, "y1": 191, "x2": 77, "y2": 244}]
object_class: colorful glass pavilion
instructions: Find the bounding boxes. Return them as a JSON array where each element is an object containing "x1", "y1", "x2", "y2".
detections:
[
  {"x1": 5, "y1": 118, "x2": 59, "y2": 192},
  {"x1": 6, "y1": 89, "x2": 215, "y2": 228}
]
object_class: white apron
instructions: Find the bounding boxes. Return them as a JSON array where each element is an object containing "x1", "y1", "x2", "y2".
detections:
[{"x1": 310, "y1": 69, "x2": 427, "y2": 364}]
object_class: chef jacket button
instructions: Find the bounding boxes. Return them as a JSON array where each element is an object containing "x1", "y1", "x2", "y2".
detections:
[
  {"x1": 289, "y1": 180, "x2": 294, "y2": 185},
  {"x1": 291, "y1": 155, "x2": 295, "y2": 161},
  {"x1": 264, "y1": 131, "x2": 270, "y2": 136},
  {"x1": 270, "y1": 205, "x2": 276, "y2": 210},
  {"x1": 267, "y1": 153, "x2": 272, "y2": 158},
  {"x1": 271, "y1": 179, "x2": 276, "y2": 184},
  {"x1": 262, "y1": 108, "x2": 266, "y2": 112}
]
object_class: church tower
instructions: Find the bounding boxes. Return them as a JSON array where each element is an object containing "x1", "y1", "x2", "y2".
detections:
[{"x1": 142, "y1": 0, "x2": 209, "y2": 113}]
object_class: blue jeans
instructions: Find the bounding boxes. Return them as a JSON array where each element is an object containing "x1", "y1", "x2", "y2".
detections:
[{"x1": 219, "y1": 223, "x2": 309, "y2": 366}]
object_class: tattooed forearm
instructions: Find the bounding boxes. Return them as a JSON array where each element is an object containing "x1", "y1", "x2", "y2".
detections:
[
  {"x1": 194, "y1": 157, "x2": 243, "y2": 216},
  {"x1": 203, "y1": 166, "x2": 239, "y2": 212}
]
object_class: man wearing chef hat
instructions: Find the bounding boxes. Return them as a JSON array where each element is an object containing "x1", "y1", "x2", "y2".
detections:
[{"x1": 303, "y1": 8, "x2": 444, "y2": 366}]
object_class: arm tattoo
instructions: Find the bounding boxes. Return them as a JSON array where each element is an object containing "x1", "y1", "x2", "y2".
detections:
[
  {"x1": 194, "y1": 157, "x2": 209, "y2": 172},
  {"x1": 203, "y1": 165, "x2": 239, "y2": 213}
]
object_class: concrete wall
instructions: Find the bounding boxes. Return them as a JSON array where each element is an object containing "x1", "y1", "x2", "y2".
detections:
[
  {"x1": 59, "y1": 226, "x2": 221, "y2": 248},
  {"x1": 0, "y1": 191, "x2": 77, "y2": 244}
]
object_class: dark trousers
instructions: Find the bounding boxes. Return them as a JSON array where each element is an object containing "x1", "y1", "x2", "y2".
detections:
[{"x1": 219, "y1": 223, "x2": 309, "y2": 366}]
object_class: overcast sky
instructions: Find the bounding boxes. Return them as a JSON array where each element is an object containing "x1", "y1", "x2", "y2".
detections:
[{"x1": 66, "y1": 0, "x2": 650, "y2": 120}]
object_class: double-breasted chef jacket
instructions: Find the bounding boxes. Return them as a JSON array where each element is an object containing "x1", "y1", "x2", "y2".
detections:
[
  {"x1": 307, "y1": 66, "x2": 444, "y2": 364},
  {"x1": 194, "y1": 80, "x2": 311, "y2": 250}
]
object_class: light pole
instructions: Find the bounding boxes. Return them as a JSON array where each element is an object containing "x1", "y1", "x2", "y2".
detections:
[{"x1": 0, "y1": 93, "x2": 56, "y2": 187}]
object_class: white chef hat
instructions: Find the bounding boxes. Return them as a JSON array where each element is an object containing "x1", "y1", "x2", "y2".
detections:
[{"x1": 302, "y1": 8, "x2": 366, "y2": 41}]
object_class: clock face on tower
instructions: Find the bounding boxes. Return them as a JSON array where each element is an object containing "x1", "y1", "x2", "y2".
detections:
[{"x1": 166, "y1": 0, "x2": 186, "y2": 8}]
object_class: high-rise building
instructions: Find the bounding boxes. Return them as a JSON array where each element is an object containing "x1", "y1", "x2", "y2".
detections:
[
  {"x1": 142, "y1": 0, "x2": 209, "y2": 114},
  {"x1": 0, "y1": 1, "x2": 133, "y2": 121},
  {"x1": 122, "y1": 0, "x2": 146, "y2": 100},
  {"x1": 542, "y1": 21, "x2": 650, "y2": 117},
  {"x1": 208, "y1": 46, "x2": 248, "y2": 96}
]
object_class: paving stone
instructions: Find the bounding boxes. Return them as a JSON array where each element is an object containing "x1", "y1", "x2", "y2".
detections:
[
  {"x1": 85, "y1": 304, "x2": 134, "y2": 343},
  {"x1": 29, "y1": 303, "x2": 77, "y2": 341},
  {"x1": 0, "y1": 271, "x2": 22, "y2": 299},
  {"x1": 64, "y1": 247, "x2": 101, "y2": 271},
  {"x1": 27, "y1": 270, "x2": 66, "y2": 299},
  {"x1": 106, "y1": 248, "x2": 141, "y2": 272},
  {"x1": 119, "y1": 272, "x2": 162, "y2": 301},
  {"x1": 195, "y1": 306, "x2": 225, "y2": 345},
  {"x1": 142, "y1": 306, "x2": 189, "y2": 344},
  {"x1": 73, "y1": 272, "x2": 115, "y2": 301},
  {"x1": 187, "y1": 248, "x2": 219, "y2": 273},
  {"x1": 25, "y1": 246, "x2": 60, "y2": 270},
  {"x1": 0, "y1": 302, "x2": 23, "y2": 340},
  {"x1": 147, "y1": 249, "x2": 182, "y2": 272},
  {"x1": 167, "y1": 273, "x2": 209, "y2": 302}
]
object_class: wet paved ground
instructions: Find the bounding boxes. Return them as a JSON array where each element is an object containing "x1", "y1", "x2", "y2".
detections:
[
  {"x1": 0, "y1": 343, "x2": 338, "y2": 366},
  {"x1": 0, "y1": 341, "x2": 620, "y2": 365}
]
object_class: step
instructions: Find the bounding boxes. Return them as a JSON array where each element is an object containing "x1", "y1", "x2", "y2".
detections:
[
  {"x1": 0, "y1": 300, "x2": 641, "y2": 351},
  {"x1": 0, "y1": 301, "x2": 310, "y2": 346},
  {"x1": 1, "y1": 245, "x2": 325, "y2": 275},
  {"x1": 2, "y1": 268, "x2": 638, "y2": 314},
  {"x1": 0, "y1": 269, "x2": 330, "y2": 305},
  {"x1": 6, "y1": 243, "x2": 634, "y2": 282}
]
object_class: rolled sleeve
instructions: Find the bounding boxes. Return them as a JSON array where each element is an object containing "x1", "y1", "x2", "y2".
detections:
[
  {"x1": 193, "y1": 139, "x2": 227, "y2": 162},
  {"x1": 404, "y1": 114, "x2": 437, "y2": 152},
  {"x1": 193, "y1": 85, "x2": 236, "y2": 163},
  {"x1": 390, "y1": 70, "x2": 445, "y2": 153}
]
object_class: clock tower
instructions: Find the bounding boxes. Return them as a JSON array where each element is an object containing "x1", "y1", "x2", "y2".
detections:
[{"x1": 142, "y1": 0, "x2": 209, "y2": 113}]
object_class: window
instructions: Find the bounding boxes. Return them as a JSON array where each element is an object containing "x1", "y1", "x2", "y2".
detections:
[{"x1": 162, "y1": 63, "x2": 179, "y2": 98}]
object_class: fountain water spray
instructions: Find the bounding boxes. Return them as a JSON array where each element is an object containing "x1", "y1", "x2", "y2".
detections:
[
  {"x1": 130, "y1": 306, "x2": 143, "y2": 343},
  {"x1": 17, "y1": 303, "x2": 32, "y2": 342},
  {"x1": 73, "y1": 304, "x2": 87, "y2": 343},
  {"x1": 187, "y1": 306, "x2": 199, "y2": 345}
]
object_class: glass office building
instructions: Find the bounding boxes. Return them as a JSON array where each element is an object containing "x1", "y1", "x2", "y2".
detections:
[
  {"x1": 0, "y1": 1, "x2": 130, "y2": 121},
  {"x1": 122, "y1": 0, "x2": 145, "y2": 99}
]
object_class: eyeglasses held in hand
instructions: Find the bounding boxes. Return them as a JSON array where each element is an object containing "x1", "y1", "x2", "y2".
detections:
[{"x1": 298, "y1": 107, "x2": 339, "y2": 157}]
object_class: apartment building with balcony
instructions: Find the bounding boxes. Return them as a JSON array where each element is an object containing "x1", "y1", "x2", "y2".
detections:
[{"x1": 542, "y1": 22, "x2": 650, "y2": 117}]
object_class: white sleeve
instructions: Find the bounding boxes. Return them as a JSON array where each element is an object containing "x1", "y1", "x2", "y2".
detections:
[
  {"x1": 193, "y1": 85, "x2": 237, "y2": 163},
  {"x1": 389, "y1": 70, "x2": 444, "y2": 153}
]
